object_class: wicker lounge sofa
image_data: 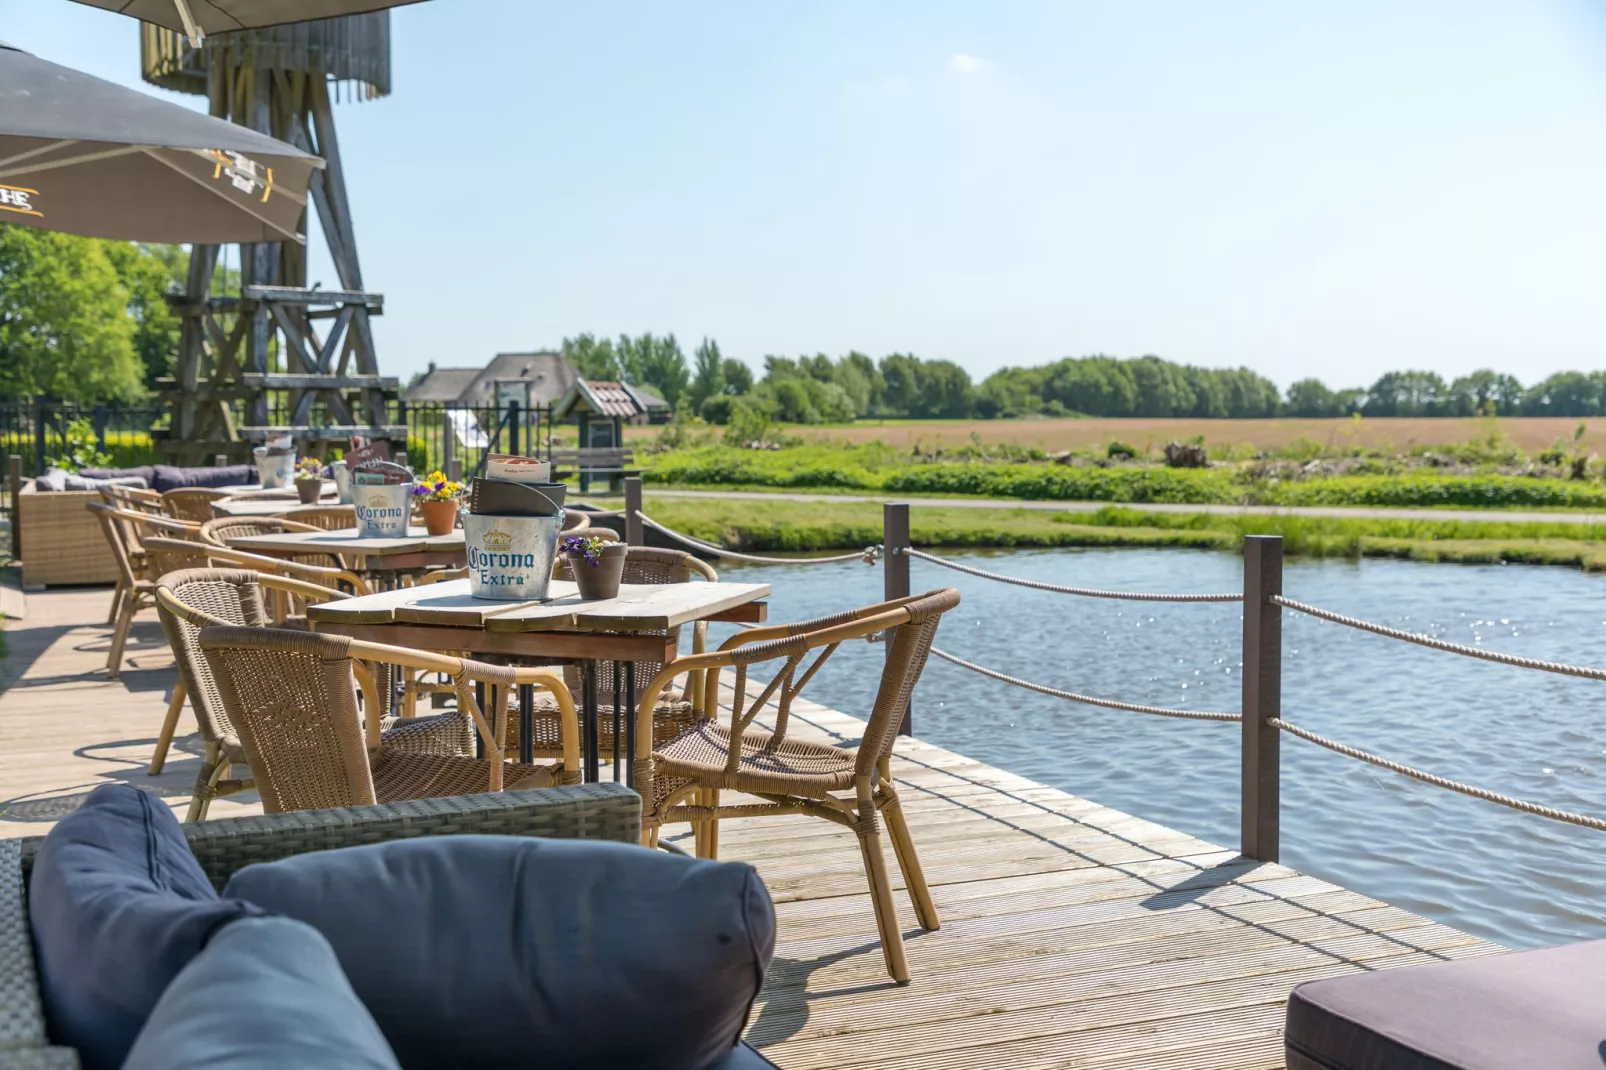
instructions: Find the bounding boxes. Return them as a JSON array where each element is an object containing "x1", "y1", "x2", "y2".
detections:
[{"x1": 2, "y1": 784, "x2": 780, "y2": 1070}]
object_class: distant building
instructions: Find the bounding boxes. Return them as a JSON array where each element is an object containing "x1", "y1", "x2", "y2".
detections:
[
  {"x1": 552, "y1": 380, "x2": 672, "y2": 447},
  {"x1": 403, "y1": 352, "x2": 579, "y2": 409}
]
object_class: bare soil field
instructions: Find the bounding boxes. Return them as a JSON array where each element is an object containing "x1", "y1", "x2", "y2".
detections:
[{"x1": 627, "y1": 416, "x2": 1600, "y2": 454}]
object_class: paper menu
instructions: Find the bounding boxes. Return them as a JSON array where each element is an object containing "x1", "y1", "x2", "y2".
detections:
[{"x1": 485, "y1": 455, "x2": 551, "y2": 483}]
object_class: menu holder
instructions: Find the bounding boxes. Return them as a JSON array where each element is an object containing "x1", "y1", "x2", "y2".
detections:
[{"x1": 467, "y1": 477, "x2": 566, "y2": 517}]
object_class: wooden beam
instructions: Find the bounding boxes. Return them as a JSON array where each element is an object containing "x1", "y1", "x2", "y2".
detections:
[
  {"x1": 241, "y1": 285, "x2": 382, "y2": 308},
  {"x1": 236, "y1": 374, "x2": 398, "y2": 390}
]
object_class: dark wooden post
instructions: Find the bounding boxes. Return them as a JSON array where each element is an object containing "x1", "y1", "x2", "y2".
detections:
[
  {"x1": 507, "y1": 400, "x2": 522, "y2": 458},
  {"x1": 883, "y1": 502, "x2": 912, "y2": 735},
  {"x1": 32, "y1": 398, "x2": 46, "y2": 477},
  {"x1": 1241, "y1": 535, "x2": 1283, "y2": 862},
  {"x1": 623, "y1": 477, "x2": 643, "y2": 547},
  {"x1": 8, "y1": 455, "x2": 21, "y2": 561}
]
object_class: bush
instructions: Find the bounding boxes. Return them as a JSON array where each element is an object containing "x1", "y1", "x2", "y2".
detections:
[
  {"x1": 700, "y1": 395, "x2": 736, "y2": 425},
  {"x1": 1106, "y1": 440, "x2": 1138, "y2": 460}
]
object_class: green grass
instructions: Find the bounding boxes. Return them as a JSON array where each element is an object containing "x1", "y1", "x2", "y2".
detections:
[{"x1": 637, "y1": 494, "x2": 1606, "y2": 571}]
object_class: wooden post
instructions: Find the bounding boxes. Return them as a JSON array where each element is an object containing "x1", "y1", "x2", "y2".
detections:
[
  {"x1": 1241, "y1": 535, "x2": 1283, "y2": 862},
  {"x1": 8, "y1": 455, "x2": 21, "y2": 561},
  {"x1": 508, "y1": 400, "x2": 522, "y2": 458},
  {"x1": 623, "y1": 477, "x2": 643, "y2": 546},
  {"x1": 883, "y1": 503, "x2": 912, "y2": 735}
]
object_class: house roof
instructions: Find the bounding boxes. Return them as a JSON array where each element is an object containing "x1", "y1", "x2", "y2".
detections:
[
  {"x1": 402, "y1": 365, "x2": 480, "y2": 403},
  {"x1": 552, "y1": 379, "x2": 665, "y2": 420},
  {"x1": 456, "y1": 352, "x2": 578, "y2": 407}
]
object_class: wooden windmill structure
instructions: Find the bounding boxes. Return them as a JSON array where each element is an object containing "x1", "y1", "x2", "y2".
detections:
[{"x1": 141, "y1": 16, "x2": 402, "y2": 463}]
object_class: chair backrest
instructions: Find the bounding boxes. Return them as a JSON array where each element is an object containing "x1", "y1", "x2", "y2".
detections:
[
  {"x1": 86, "y1": 501, "x2": 141, "y2": 589},
  {"x1": 199, "y1": 516, "x2": 322, "y2": 547},
  {"x1": 154, "y1": 569, "x2": 273, "y2": 747},
  {"x1": 162, "y1": 488, "x2": 230, "y2": 523},
  {"x1": 142, "y1": 536, "x2": 213, "y2": 584},
  {"x1": 580, "y1": 548, "x2": 716, "y2": 705},
  {"x1": 274, "y1": 505, "x2": 356, "y2": 531},
  {"x1": 560, "y1": 511, "x2": 591, "y2": 533},
  {"x1": 198, "y1": 625, "x2": 375, "y2": 814},
  {"x1": 856, "y1": 588, "x2": 960, "y2": 773},
  {"x1": 103, "y1": 484, "x2": 163, "y2": 515}
]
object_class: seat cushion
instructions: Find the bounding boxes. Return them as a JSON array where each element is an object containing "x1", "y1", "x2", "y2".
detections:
[
  {"x1": 223, "y1": 835, "x2": 775, "y2": 1070},
  {"x1": 151, "y1": 464, "x2": 257, "y2": 492},
  {"x1": 705, "y1": 1042, "x2": 783, "y2": 1070},
  {"x1": 1286, "y1": 941, "x2": 1606, "y2": 1070},
  {"x1": 28, "y1": 784, "x2": 264, "y2": 1070},
  {"x1": 124, "y1": 916, "x2": 401, "y2": 1070}
]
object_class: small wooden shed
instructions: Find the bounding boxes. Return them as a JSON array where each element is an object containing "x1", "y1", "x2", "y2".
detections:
[{"x1": 551, "y1": 380, "x2": 661, "y2": 448}]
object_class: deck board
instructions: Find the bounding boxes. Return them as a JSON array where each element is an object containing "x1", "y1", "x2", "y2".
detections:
[{"x1": 0, "y1": 588, "x2": 1502, "y2": 1068}]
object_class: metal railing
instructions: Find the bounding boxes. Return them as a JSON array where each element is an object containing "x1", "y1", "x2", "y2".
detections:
[{"x1": 612, "y1": 484, "x2": 1606, "y2": 861}]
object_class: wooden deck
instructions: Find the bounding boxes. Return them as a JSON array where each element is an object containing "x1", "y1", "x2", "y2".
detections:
[{"x1": 0, "y1": 588, "x2": 1501, "y2": 1068}]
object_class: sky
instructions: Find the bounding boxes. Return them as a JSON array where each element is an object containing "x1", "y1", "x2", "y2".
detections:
[{"x1": 5, "y1": 0, "x2": 1606, "y2": 391}]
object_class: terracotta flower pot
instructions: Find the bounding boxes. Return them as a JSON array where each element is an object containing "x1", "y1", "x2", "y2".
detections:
[
  {"x1": 418, "y1": 498, "x2": 460, "y2": 536},
  {"x1": 294, "y1": 477, "x2": 323, "y2": 505},
  {"x1": 569, "y1": 542, "x2": 626, "y2": 600}
]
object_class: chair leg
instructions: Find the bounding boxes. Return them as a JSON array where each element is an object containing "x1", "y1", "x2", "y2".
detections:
[
  {"x1": 856, "y1": 812, "x2": 911, "y2": 984},
  {"x1": 704, "y1": 788, "x2": 720, "y2": 860},
  {"x1": 148, "y1": 681, "x2": 186, "y2": 775},
  {"x1": 883, "y1": 795, "x2": 940, "y2": 931},
  {"x1": 106, "y1": 596, "x2": 136, "y2": 679},
  {"x1": 185, "y1": 743, "x2": 222, "y2": 823},
  {"x1": 107, "y1": 579, "x2": 126, "y2": 625}
]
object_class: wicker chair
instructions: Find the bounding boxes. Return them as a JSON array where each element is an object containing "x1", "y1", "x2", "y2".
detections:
[
  {"x1": 200, "y1": 515, "x2": 348, "y2": 572},
  {"x1": 633, "y1": 587, "x2": 960, "y2": 984},
  {"x1": 95, "y1": 500, "x2": 200, "y2": 626},
  {"x1": 561, "y1": 510, "x2": 592, "y2": 534},
  {"x1": 142, "y1": 535, "x2": 213, "y2": 583},
  {"x1": 156, "y1": 570, "x2": 481, "y2": 819},
  {"x1": 510, "y1": 547, "x2": 716, "y2": 761},
  {"x1": 162, "y1": 487, "x2": 231, "y2": 523},
  {"x1": 103, "y1": 483, "x2": 164, "y2": 515},
  {"x1": 198, "y1": 625, "x2": 580, "y2": 814},
  {"x1": 86, "y1": 503, "x2": 198, "y2": 677},
  {"x1": 274, "y1": 504, "x2": 357, "y2": 531}
]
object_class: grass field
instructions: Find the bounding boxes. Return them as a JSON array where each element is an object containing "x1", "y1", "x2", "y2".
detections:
[{"x1": 623, "y1": 415, "x2": 1606, "y2": 454}]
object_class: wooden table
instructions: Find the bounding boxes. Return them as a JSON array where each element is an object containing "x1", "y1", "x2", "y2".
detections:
[
  {"x1": 307, "y1": 578, "x2": 770, "y2": 781},
  {"x1": 225, "y1": 526, "x2": 466, "y2": 575},
  {"x1": 213, "y1": 492, "x2": 341, "y2": 517}
]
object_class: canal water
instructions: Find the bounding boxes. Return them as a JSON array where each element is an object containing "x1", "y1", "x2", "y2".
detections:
[{"x1": 706, "y1": 548, "x2": 1606, "y2": 950}]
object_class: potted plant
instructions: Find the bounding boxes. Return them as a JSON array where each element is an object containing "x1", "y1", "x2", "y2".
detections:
[
  {"x1": 560, "y1": 534, "x2": 625, "y2": 600},
  {"x1": 293, "y1": 457, "x2": 325, "y2": 504},
  {"x1": 411, "y1": 471, "x2": 464, "y2": 535}
]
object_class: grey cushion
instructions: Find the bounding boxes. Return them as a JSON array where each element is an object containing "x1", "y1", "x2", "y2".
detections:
[
  {"x1": 28, "y1": 785, "x2": 264, "y2": 1070},
  {"x1": 79, "y1": 465, "x2": 156, "y2": 485},
  {"x1": 706, "y1": 1043, "x2": 783, "y2": 1070},
  {"x1": 1286, "y1": 940, "x2": 1606, "y2": 1069},
  {"x1": 34, "y1": 466, "x2": 148, "y2": 492},
  {"x1": 123, "y1": 916, "x2": 401, "y2": 1070},
  {"x1": 150, "y1": 464, "x2": 256, "y2": 491},
  {"x1": 224, "y1": 835, "x2": 775, "y2": 1070}
]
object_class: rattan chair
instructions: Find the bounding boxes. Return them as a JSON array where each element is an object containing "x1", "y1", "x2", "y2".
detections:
[
  {"x1": 157, "y1": 570, "x2": 482, "y2": 819},
  {"x1": 274, "y1": 504, "x2": 357, "y2": 531},
  {"x1": 511, "y1": 547, "x2": 716, "y2": 760},
  {"x1": 198, "y1": 625, "x2": 579, "y2": 814},
  {"x1": 87, "y1": 503, "x2": 199, "y2": 677},
  {"x1": 95, "y1": 499, "x2": 199, "y2": 625},
  {"x1": 200, "y1": 515, "x2": 348, "y2": 572},
  {"x1": 632, "y1": 587, "x2": 960, "y2": 984},
  {"x1": 142, "y1": 535, "x2": 213, "y2": 584},
  {"x1": 103, "y1": 483, "x2": 164, "y2": 515},
  {"x1": 161, "y1": 488, "x2": 230, "y2": 523},
  {"x1": 561, "y1": 510, "x2": 592, "y2": 534}
]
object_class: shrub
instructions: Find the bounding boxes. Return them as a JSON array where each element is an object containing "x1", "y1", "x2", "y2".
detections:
[
  {"x1": 700, "y1": 395, "x2": 736, "y2": 425},
  {"x1": 1106, "y1": 440, "x2": 1137, "y2": 460}
]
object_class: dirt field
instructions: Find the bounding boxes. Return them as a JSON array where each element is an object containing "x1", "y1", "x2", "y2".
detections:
[{"x1": 627, "y1": 416, "x2": 1602, "y2": 454}]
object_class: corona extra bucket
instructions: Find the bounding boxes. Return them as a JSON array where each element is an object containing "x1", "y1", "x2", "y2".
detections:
[
  {"x1": 354, "y1": 483, "x2": 413, "y2": 538},
  {"x1": 464, "y1": 512, "x2": 562, "y2": 600}
]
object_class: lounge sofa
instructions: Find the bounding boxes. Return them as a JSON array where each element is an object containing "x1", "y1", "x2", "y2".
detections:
[
  {"x1": 4, "y1": 783, "x2": 781, "y2": 1070},
  {"x1": 1285, "y1": 941, "x2": 1604, "y2": 1068}
]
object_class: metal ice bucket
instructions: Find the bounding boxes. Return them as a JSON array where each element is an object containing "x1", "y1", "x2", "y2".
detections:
[
  {"x1": 331, "y1": 460, "x2": 352, "y2": 504},
  {"x1": 253, "y1": 448, "x2": 295, "y2": 489},
  {"x1": 464, "y1": 511, "x2": 563, "y2": 600},
  {"x1": 354, "y1": 483, "x2": 413, "y2": 538}
]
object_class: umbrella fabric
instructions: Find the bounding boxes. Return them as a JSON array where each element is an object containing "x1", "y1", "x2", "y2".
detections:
[
  {"x1": 68, "y1": 0, "x2": 426, "y2": 36},
  {"x1": 0, "y1": 44, "x2": 320, "y2": 243}
]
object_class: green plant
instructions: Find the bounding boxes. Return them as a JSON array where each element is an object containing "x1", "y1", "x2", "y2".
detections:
[
  {"x1": 1106, "y1": 440, "x2": 1137, "y2": 459},
  {"x1": 45, "y1": 418, "x2": 112, "y2": 473}
]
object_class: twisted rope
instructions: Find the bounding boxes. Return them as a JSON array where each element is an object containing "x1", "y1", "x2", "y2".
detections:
[
  {"x1": 571, "y1": 507, "x2": 626, "y2": 518},
  {"x1": 636, "y1": 512, "x2": 882, "y2": 566},
  {"x1": 903, "y1": 548, "x2": 1243, "y2": 602},
  {"x1": 1270, "y1": 717, "x2": 1606, "y2": 832},
  {"x1": 1271, "y1": 596, "x2": 1606, "y2": 683},
  {"x1": 930, "y1": 647, "x2": 1240, "y2": 722}
]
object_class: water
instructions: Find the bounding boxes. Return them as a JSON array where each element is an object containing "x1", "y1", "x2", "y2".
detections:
[{"x1": 705, "y1": 548, "x2": 1606, "y2": 950}]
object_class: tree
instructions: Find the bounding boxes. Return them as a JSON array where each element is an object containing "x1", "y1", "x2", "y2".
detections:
[
  {"x1": 102, "y1": 242, "x2": 182, "y2": 392},
  {"x1": 720, "y1": 359, "x2": 753, "y2": 395},
  {"x1": 1362, "y1": 370, "x2": 1448, "y2": 417},
  {"x1": 1284, "y1": 378, "x2": 1336, "y2": 417},
  {"x1": 633, "y1": 332, "x2": 689, "y2": 408},
  {"x1": 560, "y1": 333, "x2": 620, "y2": 380},
  {"x1": 685, "y1": 337, "x2": 726, "y2": 413},
  {"x1": 0, "y1": 229, "x2": 145, "y2": 402},
  {"x1": 1447, "y1": 370, "x2": 1524, "y2": 416}
]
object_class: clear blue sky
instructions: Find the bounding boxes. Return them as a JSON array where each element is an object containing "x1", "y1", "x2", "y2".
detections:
[{"x1": 6, "y1": 0, "x2": 1606, "y2": 391}]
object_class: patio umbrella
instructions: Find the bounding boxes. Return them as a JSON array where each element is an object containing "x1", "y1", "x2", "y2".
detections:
[
  {"x1": 68, "y1": 0, "x2": 427, "y2": 40},
  {"x1": 0, "y1": 43, "x2": 321, "y2": 243}
]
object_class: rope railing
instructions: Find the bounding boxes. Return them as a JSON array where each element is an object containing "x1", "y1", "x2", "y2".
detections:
[
  {"x1": 930, "y1": 647, "x2": 1240, "y2": 722},
  {"x1": 1270, "y1": 717, "x2": 1606, "y2": 832},
  {"x1": 635, "y1": 511, "x2": 882, "y2": 566},
  {"x1": 903, "y1": 548, "x2": 1243, "y2": 603},
  {"x1": 1271, "y1": 595, "x2": 1606, "y2": 683}
]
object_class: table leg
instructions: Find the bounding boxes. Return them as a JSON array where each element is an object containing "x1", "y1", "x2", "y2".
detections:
[
  {"x1": 581, "y1": 661, "x2": 599, "y2": 783},
  {"x1": 518, "y1": 683, "x2": 534, "y2": 766},
  {"x1": 611, "y1": 661, "x2": 622, "y2": 783},
  {"x1": 625, "y1": 662, "x2": 637, "y2": 791}
]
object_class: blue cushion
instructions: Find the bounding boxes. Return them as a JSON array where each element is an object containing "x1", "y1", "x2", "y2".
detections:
[
  {"x1": 151, "y1": 464, "x2": 256, "y2": 492},
  {"x1": 224, "y1": 835, "x2": 775, "y2": 1070},
  {"x1": 28, "y1": 785, "x2": 264, "y2": 1070},
  {"x1": 123, "y1": 915, "x2": 401, "y2": 1070},
  {"x1": 706, "y1": 1042, "x2": 783, "y2": 1070}
]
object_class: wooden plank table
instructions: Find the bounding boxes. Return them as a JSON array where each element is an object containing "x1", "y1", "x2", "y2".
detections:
[
  {"x1": 213, "y1": 492, "x2": 341, "y2": 517},
  {"x1": 225, "y1": 526, "x2": 467, "y2": 574},
  {"x1": 308, "y1": 578, "x2": 770, "y2": 780}
]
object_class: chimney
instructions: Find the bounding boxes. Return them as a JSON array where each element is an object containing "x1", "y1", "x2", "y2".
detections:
[{"x1": 427, "y1": 360, "x2": 437, "y2": 373}]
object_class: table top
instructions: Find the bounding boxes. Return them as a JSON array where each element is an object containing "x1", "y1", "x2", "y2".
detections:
[
  {"x1": 307, "y1": 577, "x2": 770, "y2": 633},
  {"x1": 214, "y1": 494, "x2": 341, "y2": 517},
  {"x1": 228, "y1": 526, "x2": 465, "y2": 557}
]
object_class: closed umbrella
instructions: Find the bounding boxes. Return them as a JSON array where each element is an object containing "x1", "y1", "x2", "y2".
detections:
[
  {"x1": 0, "y1": 42, "x2": 320, "y2": 243},
  {"x1": 68, "y1": 0, "x2": 426, "y2": 40}
]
